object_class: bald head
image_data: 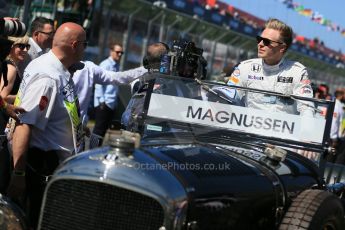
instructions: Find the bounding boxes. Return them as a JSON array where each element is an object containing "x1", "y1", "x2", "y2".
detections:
[
  {"x1": 53, "y1": 22, "x2": 85, "y2": 47},
  {"x1": 52, "y1": 22, "x2": 86, "y2": 68}
]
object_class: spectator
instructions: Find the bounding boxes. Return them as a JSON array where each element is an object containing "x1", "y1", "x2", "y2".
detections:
[
  {"x1": 7, "y1": 22, "x2": 86, "y2": 229},
  {"x1": 315, "y1": 85, "x2": 327, "y2": 99},
  {"x1": 328, "y1": 89, "x2": 345, "y2": 163},
  {"x1": 0, "y1": 35, "x2": 26, "y2": 121},
  {"x1": 0, "y1": 35, "x2": 30, "y2": 194},
  {"x1": 294, "y1": 35, "x2": 305, "y2": 46},
  {"x1": 90, "y1": 43, "x2": 124, "y2": 148},
  {"x1": 18, "y1": 16, "x2": 54, "y2": 74},
  {"x1": 315, "y1": 84, "x2": 332, "y2": 100},
  {"x1": 233, "y1": 11, "x2": 239, "y2": 20},
  {"x1": 308, "y1": 39, "x2": 315, "y2": 50},
  {"x1": 0, "y1": 35, "x2": 30, "y2": 103}
]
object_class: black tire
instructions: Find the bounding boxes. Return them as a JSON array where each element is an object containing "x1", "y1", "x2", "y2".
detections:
[{"x1": 279, "y1": 189, "x2": 345, "y2": 230}]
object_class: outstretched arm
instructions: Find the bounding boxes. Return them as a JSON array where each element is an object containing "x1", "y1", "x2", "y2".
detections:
[{"x1": 94, "y1": 65, "x2": 147, "y2": 85}]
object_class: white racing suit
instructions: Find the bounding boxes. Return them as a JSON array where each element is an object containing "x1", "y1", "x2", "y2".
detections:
[{"x1": 227, "y1": 58, "x2": 314, "y2": 116}]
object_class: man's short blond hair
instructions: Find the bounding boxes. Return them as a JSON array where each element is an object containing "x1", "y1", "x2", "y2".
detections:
[{"x1": 264, "y1": 18, "x2": 293, "y2": 49}]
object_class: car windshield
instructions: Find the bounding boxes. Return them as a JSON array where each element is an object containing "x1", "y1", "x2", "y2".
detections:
[{"x1": 140, "y1": 74, "x2": 334, "y2": 162}]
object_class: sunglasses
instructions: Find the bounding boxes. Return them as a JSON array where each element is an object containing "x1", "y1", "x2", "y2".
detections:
[
  {"x1": 114, "y1": 50, "x2": 124, "y2": 55},
  {"x1": 38, "y1": 31, "x2": 55, "y2": 37},
  {"x1": 76, "y1": 40, "x2": 88, "y2": 48},
  {"x1": 256, "y1": 36, "x2": 283, "y2": 46},
  {"x1": 16, "y1": 43, "x2": 31, "y2": 51}
]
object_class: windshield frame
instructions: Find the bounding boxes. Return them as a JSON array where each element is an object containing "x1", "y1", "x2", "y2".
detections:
[{"x1": 139, "y1": 74, "x2": 335, "y2": 152}]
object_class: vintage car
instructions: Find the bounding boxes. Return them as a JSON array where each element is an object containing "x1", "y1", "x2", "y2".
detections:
[{"x1": 2, "y1": 74, "x2": 345, "y2": 230}]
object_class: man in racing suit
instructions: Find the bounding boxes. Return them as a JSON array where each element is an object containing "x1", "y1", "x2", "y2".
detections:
[{"x1": 228, "y1": 18, "x2": 314, "y2": 117}]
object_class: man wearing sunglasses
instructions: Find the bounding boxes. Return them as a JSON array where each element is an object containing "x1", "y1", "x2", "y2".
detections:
[
  {"x1": 90, "y1": 43, "x2": 124, "y2": 147},
  {"x1": 8, "y1": 22, "x2": 86, "y2": 229},
  {"x1": 228, "y1": 18, "x2": 314, "y2": 116},
  {"x1": 19, "y1": 16, "x2": 54, "y2": 73}
]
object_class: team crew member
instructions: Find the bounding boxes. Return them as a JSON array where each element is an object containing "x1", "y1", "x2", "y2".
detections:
[
  {"x1": 90, "y1": 43, "x2": 124, "y2": 148},
  {"x1": 73, "y1": 61, "x2": 146, "y2": 121},
  {"x1": 7, "y1": 22, "x2": 86, "y2": 229},
  {"x1": 73, "y1": 61, "x2": 146, "y2": 148},
  {"x1": 18, "y1": 16, "x2": 54, "y2": 73},
  {"x1": 328, "y1": 89, "x2": 345, "y2": 163},
  {"x1": 228, "y1": 18, "x2": 314, "y2": 116}
]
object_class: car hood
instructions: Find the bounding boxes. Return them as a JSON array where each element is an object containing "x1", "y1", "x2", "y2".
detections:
[
  {"x1": 143, "y1": 135, "x2": 319, "y2": 191},
  {"x1": 51, "y1": 134, "x2": 321, "y2": 229},
  {"x1": 141, "y1": 141, "x2": 273, "y2": 197}
]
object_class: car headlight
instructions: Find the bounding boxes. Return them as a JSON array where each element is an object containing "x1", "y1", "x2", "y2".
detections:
[{"x1": 0, "y1": 194, "x2": 27, "y2": 230}]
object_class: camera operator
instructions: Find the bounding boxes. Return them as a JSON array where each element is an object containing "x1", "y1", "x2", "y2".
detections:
[
  {"x1": 121, "y1": 40, "x2": 240, "y2": 132},
  {"x1": 121, "y1": 42, "x2": 169, "y2": 131}
]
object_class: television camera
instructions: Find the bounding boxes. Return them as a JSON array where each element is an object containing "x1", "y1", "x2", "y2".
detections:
[
  {"x1": 159, "y1": 40, "x2": 207, "y2": 79},
  {"x1": 0, "y1": 17, "x2": 26, "y2": 37},
  {"x1": 0, "y1": 17, "x2": 27, "y2": 75}
]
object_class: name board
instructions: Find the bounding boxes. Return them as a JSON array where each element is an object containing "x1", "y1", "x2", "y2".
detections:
[{"x1": 147, "y1": 94, "x2": 325, "y2": 144}]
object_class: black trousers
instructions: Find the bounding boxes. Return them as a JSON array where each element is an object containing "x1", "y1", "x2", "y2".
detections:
[
  {"x1": 0, "y1": 140, "x2": 11, "y2": 194},
  {"x1": 26, "y1": 147, "x2": 64, "y2": 229},
  {"x1": 0, "y1": 112, "x2": 10, "y2": 194},
  {"x1": 326, "y1": 139, "x2": 345, "y2": 164},
  {"x1": 92, "y1": 103, "x2": 114, "y2": 143},
  {"x1": 334, "y1": 140, "x2": 345, "y2": 165}
]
